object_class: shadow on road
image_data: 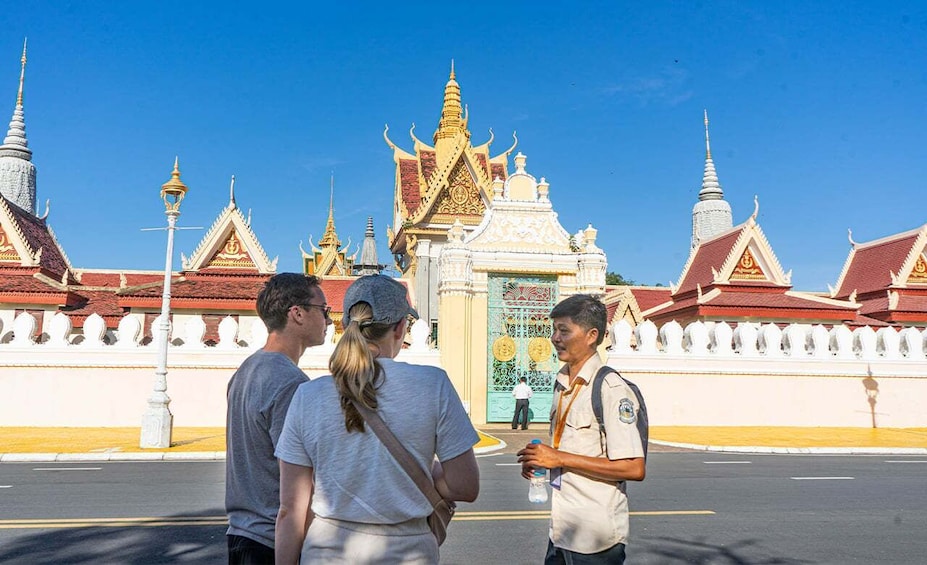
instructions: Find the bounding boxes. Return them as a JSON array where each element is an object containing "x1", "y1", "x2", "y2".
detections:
[
  {"x1": 635, "y1": 535, "x2": 813, "y2": 564},
  {"x1": 0, "y1": 509, "x2": 227, "y2": 564}
]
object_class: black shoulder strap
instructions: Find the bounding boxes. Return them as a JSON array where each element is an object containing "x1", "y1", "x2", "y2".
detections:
[{"x1": 592, "y1": 365, "x2": 649, "y2": 460}]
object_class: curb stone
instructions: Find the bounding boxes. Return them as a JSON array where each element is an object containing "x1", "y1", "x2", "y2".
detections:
[{"x1": 650, "y1": 440, "x2": 927, "y2": 455}]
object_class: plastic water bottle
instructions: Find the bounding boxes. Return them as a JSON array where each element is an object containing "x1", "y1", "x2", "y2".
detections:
[{"x1": 528, "y1": 439, "x2": 549, "y2": 504}]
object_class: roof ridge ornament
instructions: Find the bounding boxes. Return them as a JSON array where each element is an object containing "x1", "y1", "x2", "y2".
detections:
[
  {"x1": 847, "y1": 228, "x2": 857, "y2": 248},
  {"x1": 229, "y1": 175, "x2": 236, "y2": 207},
  {"x1": 39, "y1": 198, "x2": 49, "y2": 220},
  {"x1": 750, "y1": 195, "x2": 759, "y2": 221},
  {"x1": 704, "y1": 109, "x2": 711, "y2": 159}
]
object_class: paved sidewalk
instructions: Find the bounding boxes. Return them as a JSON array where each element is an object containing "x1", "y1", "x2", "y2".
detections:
[{"x1": 2, "y1": 426, "x2": 927, "y2": 462}]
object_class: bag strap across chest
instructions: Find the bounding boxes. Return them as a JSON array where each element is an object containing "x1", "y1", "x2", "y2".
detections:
[{"x1": 591, "y1": 365, "x2": 650, "y2": 460}]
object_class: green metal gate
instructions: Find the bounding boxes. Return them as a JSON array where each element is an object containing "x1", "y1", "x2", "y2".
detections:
[{"x1": 486, "y1": 274, "x2": 559, "y2": 423}]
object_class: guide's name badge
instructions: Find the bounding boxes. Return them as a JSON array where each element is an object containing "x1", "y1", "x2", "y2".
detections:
[{"x1": 550, "y1": 467, "x2": 562, "y2": 490}]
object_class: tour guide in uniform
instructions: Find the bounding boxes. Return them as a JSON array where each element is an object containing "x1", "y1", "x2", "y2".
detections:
[{"x1": 517, "y1": 294, "x2": 647, "y2": 564}]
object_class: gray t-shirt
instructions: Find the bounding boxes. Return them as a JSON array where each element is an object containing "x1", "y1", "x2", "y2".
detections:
[
  {"x1": 276, "y1": 358, "x2": 478, "y2": 524},
  {"x1": 226, "y1": 349, "x2": 308, "y2": 547}
]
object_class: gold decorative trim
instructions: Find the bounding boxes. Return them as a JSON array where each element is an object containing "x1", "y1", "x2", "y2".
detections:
[
  {"x1": 492, "y1": 335, "x2": 516, "y2": 362},
  {"x1": 528, "y1": 337, "x2": 552, "y2": 363}
]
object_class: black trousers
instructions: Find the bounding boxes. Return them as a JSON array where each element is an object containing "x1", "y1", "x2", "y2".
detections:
[
  {"x1": 228, "y1": 534, "x2": 274, "y2": 565},
  {"x1": 512, "y1": 399, "x2": 530, "y2": 429}
]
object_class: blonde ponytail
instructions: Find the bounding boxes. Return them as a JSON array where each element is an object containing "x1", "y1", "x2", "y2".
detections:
[{"x1": 329, "y1": 302, "x2": 394, "y2": 432}]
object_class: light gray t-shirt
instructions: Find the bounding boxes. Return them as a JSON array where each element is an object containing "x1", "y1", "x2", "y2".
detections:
[
  {"x1": 226, "y1": 349, "x2": 308, "y2": 547},
  {"x1": 276, "y1": 358, "x2": 478, "y2": 524}
]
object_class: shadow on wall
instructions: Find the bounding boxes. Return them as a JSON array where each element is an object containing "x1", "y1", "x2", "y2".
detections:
[
  {"x1": 0, "y1": 510, "x2": 227, "y2": 564},
  {"x1": 862, "y1": 369, "x2": 880, "y2": 429}
]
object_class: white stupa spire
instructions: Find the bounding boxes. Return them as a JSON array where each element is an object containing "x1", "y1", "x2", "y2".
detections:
[
  {"x1": 356, "y1": 216, "x2": 382, "y2": 275},
  {"x1": 0, "y1": 39, "x2": 37, "y2": 215},
  {"x1": 691, "y1": 110, "x2": 732, "y2": 247}
]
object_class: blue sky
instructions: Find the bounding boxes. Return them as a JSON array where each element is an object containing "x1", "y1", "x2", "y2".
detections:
[{"x1": 2, "y1": 2, "x2": 926, "y2": 291}]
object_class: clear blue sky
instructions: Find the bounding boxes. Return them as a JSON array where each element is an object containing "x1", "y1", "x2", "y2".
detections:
[{"x1": 3, "y1": 2, "x2": 926, "y2": 291}]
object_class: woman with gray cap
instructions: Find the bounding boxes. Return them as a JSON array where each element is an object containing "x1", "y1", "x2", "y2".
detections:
[{"x1": 275, "y1": 274, "x2": 480, "y2": 564}]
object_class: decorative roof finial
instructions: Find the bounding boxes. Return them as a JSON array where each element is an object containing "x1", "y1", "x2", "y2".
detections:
[
  {"x1": 17, "y1": 38, "x2": 26, "y2": 107},
  {"x1": 847, "y1": 228, "x2": 857, "y2": 247},
  {"x1": 703, "y1": 108, "x2": 711, "y2": 160},
  {"x1": 229, "y1": 175, "x2": 236, "y2": 206},
  {"x1": 751, "y1": 194, "x2": 760, "y2": 220},
  {"x1": 434, "y1": 61, "x2": 466, "y2": 144},
  {"x1": 319, "y1": 174, "x2": 340, "y2": 248}
]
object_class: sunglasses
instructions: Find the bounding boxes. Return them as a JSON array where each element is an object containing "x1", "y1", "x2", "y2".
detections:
[{"x1": 298, "y1": 303, "x2": 332, "y2": 317}]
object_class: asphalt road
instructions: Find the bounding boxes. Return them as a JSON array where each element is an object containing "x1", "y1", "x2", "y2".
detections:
[{"x1": 0, "y1": 452, "x2": 924, "y2": 564}]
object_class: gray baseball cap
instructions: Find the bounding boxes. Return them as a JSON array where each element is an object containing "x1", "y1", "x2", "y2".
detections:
[{"x1": 342, "y1": 275, "x2": 419, "y2": 327}]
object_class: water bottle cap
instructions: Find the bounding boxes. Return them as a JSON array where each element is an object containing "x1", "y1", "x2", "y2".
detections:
[{"x1": 531, "y1": 439, "x2": 542, "y2": 444}]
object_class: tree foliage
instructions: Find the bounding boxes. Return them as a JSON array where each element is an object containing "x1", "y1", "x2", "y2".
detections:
[{"x1": 605, "y1": 271, "x2": 635, "y2": 286}]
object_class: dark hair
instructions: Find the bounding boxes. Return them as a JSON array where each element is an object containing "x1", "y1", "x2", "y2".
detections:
[
  {"x1": 550, "y1": 294, "x2": 607, "y2": 346},
  {"x1": 256, "y1": 273, "x2": 321, "y2": 332},
  {"x1": 519, "y1": 377, "x2": 527, "y2": 383}
]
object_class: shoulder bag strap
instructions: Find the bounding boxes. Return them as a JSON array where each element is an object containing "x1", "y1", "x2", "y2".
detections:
[{"x1": 350, "y1": 399, "x2": 445, "y2": 509}]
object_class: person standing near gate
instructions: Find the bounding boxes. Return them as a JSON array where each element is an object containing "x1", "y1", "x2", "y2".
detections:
[
  {"x1": 517, "y1": 294, "x2": 647, "y2": 564},
  {"x1": 512, "y1": 377, "x2": 533, "y2": 430}
]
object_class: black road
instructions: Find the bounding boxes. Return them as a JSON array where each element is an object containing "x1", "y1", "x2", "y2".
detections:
[{"x1": 0, "y1": 452, "x2": 924, "y2": 564}]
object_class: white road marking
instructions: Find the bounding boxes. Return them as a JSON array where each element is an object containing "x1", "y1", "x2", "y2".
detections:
[
  {"x1": 704, "y1": 461, "x2": 752, "y2": 464},
  {"x1": 33, "y1": 467, "x2": 102, "y2": 472},
  {"x1": 496, "y1": 463, "x2": 522, "y2": 466},
  {"x1": 790, "y1": 476, "x2": 854, "y2": 480},
  {"x1": 884, "y1": 460, "x2": 927, "y2": 463},
  {"x1": 0, "y1": 485, "x2": 11, "y2": 489}
]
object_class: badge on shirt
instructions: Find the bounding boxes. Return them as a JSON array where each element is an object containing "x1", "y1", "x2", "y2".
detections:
[{"x1": 618, "y1": 398, "x2": 636, "y2": 424}]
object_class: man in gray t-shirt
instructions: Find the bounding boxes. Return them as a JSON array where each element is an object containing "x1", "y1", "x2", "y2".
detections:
[{"x1": 225, "y1": 273, "x2": 331, "y2": 564}]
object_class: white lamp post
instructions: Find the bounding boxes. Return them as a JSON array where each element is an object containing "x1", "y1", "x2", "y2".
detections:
[{"x1": 140, "y1": 158, "x2": 188, "y2": 448}]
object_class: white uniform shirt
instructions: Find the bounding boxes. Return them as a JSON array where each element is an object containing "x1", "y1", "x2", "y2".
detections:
[
  {"x1": 548, "y1": 354, "x2": 645, "y2": 553},
  {"x1": 512, "y1": 382, "x2": 533, "y2": 400}
]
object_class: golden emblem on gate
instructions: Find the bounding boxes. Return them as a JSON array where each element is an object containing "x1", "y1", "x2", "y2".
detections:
[
  {"x1": 492, "y1": 335, "x2": 516, "y2": 362},
  {"x1": 528, "y1": 337, "x2": 552, "y2": 362}
]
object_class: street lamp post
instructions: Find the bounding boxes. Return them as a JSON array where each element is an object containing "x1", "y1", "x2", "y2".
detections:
[{"x1": 140, "y1": 158, "x2": 188, "y2": 448}]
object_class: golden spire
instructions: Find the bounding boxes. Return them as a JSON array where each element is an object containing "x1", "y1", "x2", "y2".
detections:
[
  {"x1": 16, "y1": 38, "x2": 26, "y2": 106},
  {"x1": 318, "y1": 174, "x2": 340, "y2": 248},
  {"x1": 434, "y1": 60, "x2": 466, "y2": 144}
]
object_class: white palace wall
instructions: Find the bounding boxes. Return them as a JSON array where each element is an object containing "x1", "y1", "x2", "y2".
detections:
[
  {"x1": 1, "y1": 311, "x2": 927, "y2": 428},
  {"x1": 0, "y1": 312, "x2": 440, "y2": 427}
]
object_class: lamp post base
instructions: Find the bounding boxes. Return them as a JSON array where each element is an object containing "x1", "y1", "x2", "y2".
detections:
[{"x1": 140, "y1": 401, "x2": 173, "y2": 448}]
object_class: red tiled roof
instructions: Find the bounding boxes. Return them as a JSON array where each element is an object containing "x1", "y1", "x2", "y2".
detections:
[
  {"x1": 399, "y1": 159, "x2": 422, "y2": 216},
  {"x1": 677, "y1": 229, "x2": 743, "y2": 295},
  {"x1": 4, "y1": 199, "x2": 69, "y2": 276},
  {"x1": 835, "y1": 234, "x2": 919, "y2": 298},
  {"x1": 419, "y1": 150, "x2": 437, "y2": 182},
  {"x1": 76, "y1": 271, "x2": 163, "y2": 287},
  {"x1": 490, "y1": 163, "x2": 506, "y2": 181},
  {"x1": 119, "y1": 273, "x2": 271, "y2": 301},
  {"x1": 60, "y1": 290, "x2": 126, "y2": 328},
  {"x1": 629, "y1": 287, "x2": 672, "y2": 312},
  {"x1": 647, "y1": 288, "x2": 857, "y2": 323},
  {"x1": 474, "y1": 153, "x2": 489, "y2": 177}
]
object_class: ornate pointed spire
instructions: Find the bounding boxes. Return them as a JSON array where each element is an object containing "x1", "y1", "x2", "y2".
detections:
[
  {"x1": 16, "y1": 38, "x2": 26, "y2": 107},
  {"x1": 357, "y1": 216, "x2": 382, "y2": 275},
  {"x1": 691, "y1": 110, "x2": 732, "y2": 247},
  {"x1": 699, "y1": 109, "x2": 723, "y2": 201},
  {"x1": 0, "y1": 39, "x2": 37, "y2": 215},
  {"x1": 3, "y1": 38, "x2": 28, "y2": 150},
  {"x1": 318, "y1": 174, "x2": 340, "y2": 248},
  {"x1": 433, "y1": 60, "x2": 467, "y2": 145},
  {"x1": 229, "y1": 175, "x2": 236, "y2": 206}
]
